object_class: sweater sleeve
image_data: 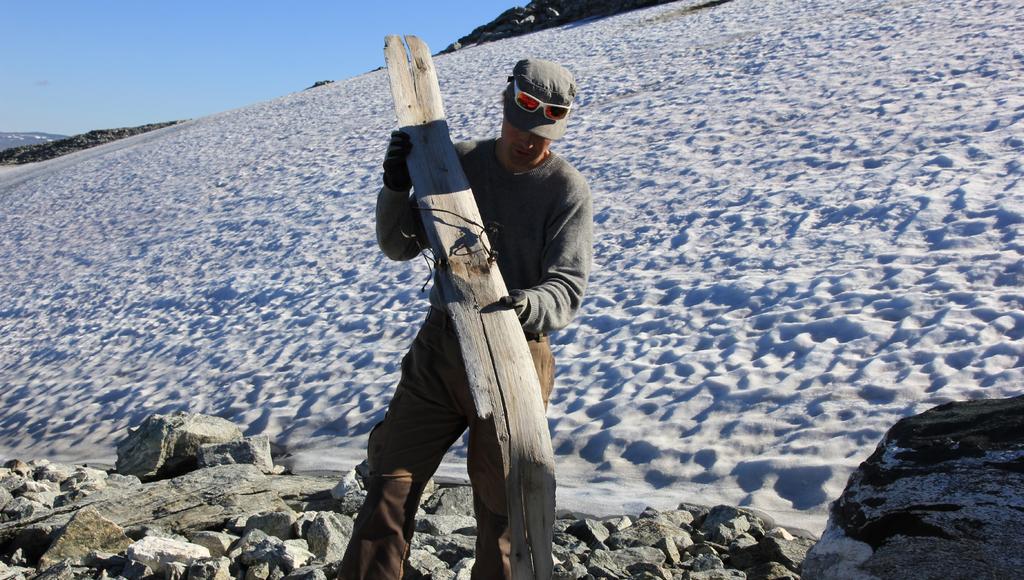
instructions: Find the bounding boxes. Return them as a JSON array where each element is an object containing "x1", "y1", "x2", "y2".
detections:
[
  {"x1": 519, "y1": 179, "x2": 594, "y2": 335},
  {"x1": 375, "y1": 184, "x2": 426, "y2": 261}
]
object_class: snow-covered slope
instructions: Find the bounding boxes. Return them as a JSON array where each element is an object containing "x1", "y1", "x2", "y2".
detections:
[{"x1": 1, "y1": 0, "x2": 1021, "y2": 532}]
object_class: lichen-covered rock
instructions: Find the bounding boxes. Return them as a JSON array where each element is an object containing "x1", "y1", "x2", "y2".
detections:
[
  {"x1": 804, "y1": 395, "x2": 1024, "y2": 580},
  {"x1": 38, "y1": 506, "x2": 132, "y2": 568},
  {"x1": 115, "y1": 412, "x2": 243, "y2": 481}
]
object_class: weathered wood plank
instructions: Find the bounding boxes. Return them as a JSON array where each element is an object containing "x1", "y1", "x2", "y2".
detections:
[{"x1": 383, "y1": 35, "x2": 554, "y2": 579}]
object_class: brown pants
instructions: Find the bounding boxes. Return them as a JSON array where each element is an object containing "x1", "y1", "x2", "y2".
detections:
[{"x1": 338, "y1": 308, "x2": 555, "y2": 580}]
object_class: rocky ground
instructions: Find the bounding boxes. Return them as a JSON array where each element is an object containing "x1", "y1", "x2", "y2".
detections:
[
  {"x1": 0, "y1": 414, "x2": 816, "y2": 580},
  {"x1": 441, "y1": 0, "x2": 733, "y2": 52},
  {"x1": 0, "y1": 123, "x2": 181, "y2": 166}
]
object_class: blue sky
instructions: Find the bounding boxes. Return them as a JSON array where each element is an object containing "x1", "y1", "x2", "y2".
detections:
[{"x1": 2, "y1": 1, "x2": 517, "y2": 135}]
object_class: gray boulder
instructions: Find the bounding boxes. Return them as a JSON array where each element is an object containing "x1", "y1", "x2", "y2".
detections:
[
  {"x1": 405, "y1": 549, "x2": 454, "y2": 580},
  {"x1": 804, "y1": 395, "x2": 1024, "y2": 580},
  {"x1": 189, "y1": 531, "x2": 238, "y2": 558},
  {"x1": 0, "y1": 486, "x2": 11, "y2": 511},
  {"x1": 116, "y1": 412, "x2": 244, "y2": 481},
  {"x1": 413, "y1": 533, "x2": 476, "y2": 567},
  {"x1": 198, "y1": 435, "x2": 275, "y2": 473},
  {"x1": 126, "y1": 535, "x2": 211, "y2": 576},
  {"x1": 415, "y1": 514, "x2": 476, "y2": 536},
  {"x1": 303, "y1": 512, "x2": 353, "y2": 563},
  {"x1": 246, "y1": 511, "x2": 298, "y2": 540},
  {"x1": 422, "y1": 486, "x2": 474, "y2": 516},
  {"x1": 606, "y1": 518, "x2": 692, "y2": 551}
]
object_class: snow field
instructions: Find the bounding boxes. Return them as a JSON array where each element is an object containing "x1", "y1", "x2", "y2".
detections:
[{"x1": 1, "y1": 0, "x2": 1022, "y2": 531}]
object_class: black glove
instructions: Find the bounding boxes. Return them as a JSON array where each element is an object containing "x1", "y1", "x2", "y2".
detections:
[
  {"x1": 499, "y1": 289, "x2": 530, "y2": 322},
  {"x1": 382, "y1": 130, "x2": 412, "y2": 191}
]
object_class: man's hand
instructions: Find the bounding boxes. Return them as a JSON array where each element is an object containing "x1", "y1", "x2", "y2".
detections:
[
  {"x1": 382, "y1": 130, "x2": 412, "y2": 191},
  {"x1": 499, "y1": 289, "x2": 530, "y2": 322}
]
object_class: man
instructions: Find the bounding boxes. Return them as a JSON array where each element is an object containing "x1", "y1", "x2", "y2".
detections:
[{"x1": 339, "y1": 58, "x2": 593, "y2": 580}]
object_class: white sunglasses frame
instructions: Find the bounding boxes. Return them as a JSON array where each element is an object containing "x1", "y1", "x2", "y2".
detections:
[{"x1": 511, "y1": 80, "x2": 572, "y2": 121}]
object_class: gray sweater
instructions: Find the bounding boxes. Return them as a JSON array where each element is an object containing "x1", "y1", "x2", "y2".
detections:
[{"x1": 376, "y1": 139, "x2": 593, "y2": 335}]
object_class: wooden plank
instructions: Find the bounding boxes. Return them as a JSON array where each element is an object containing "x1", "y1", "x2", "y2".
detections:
[{"x1": 383, "y1": 35, "x2": 555, "y2": 579}]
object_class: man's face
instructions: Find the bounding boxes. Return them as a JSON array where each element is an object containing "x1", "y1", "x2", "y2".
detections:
[{"x1": 497, "y1": 118, "x2": 552, "y2": 173}]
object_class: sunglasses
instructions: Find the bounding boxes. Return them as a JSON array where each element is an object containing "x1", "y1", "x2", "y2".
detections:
[{"x1": 510, "y1": 79, "x2": 572, "y2": 121}]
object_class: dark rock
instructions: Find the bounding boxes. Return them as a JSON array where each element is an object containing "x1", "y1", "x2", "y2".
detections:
[
  {"x1": 730, "y1": 536, "x2": 814, "y2": 573},
  {"x1": 744, "y1": 561, "x2": 799, "y2": 580},
  {"x1": 32, "y1": 561, "x2": 79, "y2": 580},
  {"x1": 566, "y1": 517, "x2": 609, "y2": 547},
  {"x1": 440, "y1": 0, "x2": 711, "y2": 53},
  {"x1": 411, "y1": 533, "x2": 475, "y2": 567},
  {"x1": 804, "y1": 395, "x2": 1024, "y2": 579}
]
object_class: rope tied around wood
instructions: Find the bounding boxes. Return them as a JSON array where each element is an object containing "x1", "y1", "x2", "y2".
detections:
[{"x1": 404, "y1": 205, "x2": 502, "y2": 292}]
